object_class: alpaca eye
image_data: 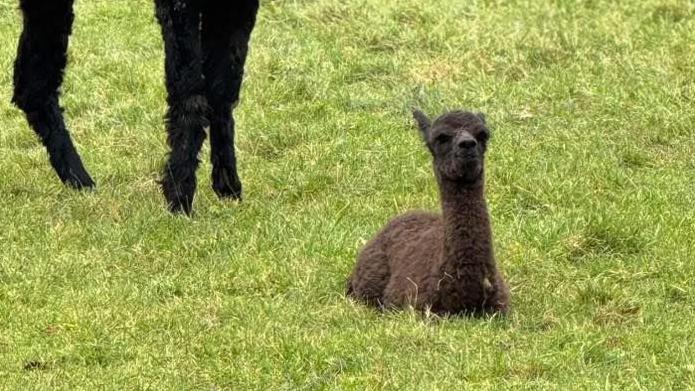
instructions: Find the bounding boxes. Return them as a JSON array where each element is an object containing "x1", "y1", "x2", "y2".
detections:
[
  {"x1": 435, "y1": 134, "x2": 452, "y2": 143},
  {"x1": 476, "y1": 132, "x2": 489, "y2": 142}
]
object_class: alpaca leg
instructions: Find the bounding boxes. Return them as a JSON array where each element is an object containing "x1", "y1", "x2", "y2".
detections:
[
  {"x1": 347, "y1": 243, "x2": 391, "y2": 309},
  {"x1": 485, "y1": 270, "x2": 510, "y2": 314},
  {"x1": 155, "y1": 0, "x2": 207, "y2": 214},
  {"x1": 202, "y1": 0, "x2": 259, "y2": 200},
  {"x1": 12, "y1": 0, "x2": 95, "y2": 189}
]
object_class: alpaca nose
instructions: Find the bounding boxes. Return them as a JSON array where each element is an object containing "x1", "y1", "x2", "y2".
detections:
[{"x1": 458, "y1": 139, "x2": 478, "y2": 150}]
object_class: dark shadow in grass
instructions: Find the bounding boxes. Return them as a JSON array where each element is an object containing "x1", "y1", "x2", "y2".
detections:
[
  {"x1": 23, "y1": 360, "x2": 51, "y2": 371},
  {"x1": 581, "y1": 342, "x2": 623, "y2": 367},
  {"x1": 650, "y1": 4, "x2": 694, "y2": 23},
  {"x1": 577, "y1": 281, "x2": 615, "y2": 306},
  {"x1": 565, "y1": 223, "x2": 647, "y2": 262},
  {"x1": 52, "y1": 343, "x2": 134, "y2": 369},
  {"x1": 667, "y1": 285, "x2": 689, "y2": 303},
  {"x1": 593, "y1": 300, "x2": 641, "y2": 326},
  {"x1": 577, "y1": 280, "x2": 642, "y2": 327},
  {"x1": 619, "y1": 149, "x2": 654, "y2": 169},
  {"x1": 153, "y1": 282, "x2": 185, "y2": 303},
  {"x1": 74, "y1": 345, "x2": 114, "y2": 368}
]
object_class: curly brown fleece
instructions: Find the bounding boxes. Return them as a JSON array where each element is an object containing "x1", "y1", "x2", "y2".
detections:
[{"x1": 347, "y1": 109, "x2": 510, "y2": 315}]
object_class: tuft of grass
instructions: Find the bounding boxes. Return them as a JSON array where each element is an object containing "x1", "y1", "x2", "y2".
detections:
[{"x1": 1, "y1": 0, "x2": 694, "y2": 388}]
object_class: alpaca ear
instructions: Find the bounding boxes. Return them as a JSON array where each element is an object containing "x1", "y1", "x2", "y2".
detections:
[
  {"x1": 412, "y1": 108, "x2": 431, "y2": 138},
  {"x1": 476, "y1": 112, "x2": 492, "y2": 139}
]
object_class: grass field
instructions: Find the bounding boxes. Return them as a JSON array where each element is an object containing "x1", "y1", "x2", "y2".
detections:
[{"x1": 1, "y1": 0, "x2": 694, "y2": 388}]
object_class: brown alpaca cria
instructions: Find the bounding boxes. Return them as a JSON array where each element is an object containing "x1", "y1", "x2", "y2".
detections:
[{"x1": 347, "y1": 109, "x2": 510, "y2": 315}]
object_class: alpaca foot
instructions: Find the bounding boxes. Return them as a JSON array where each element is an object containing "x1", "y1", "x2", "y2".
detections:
[
  {"x1": 52, "y1": 147, "x2": 95, "y2": 190},
  {"x1": 345, "y1": 279, "x2": 354, "y2": 296},
  {"x1": 161, "y1": 170, "x2": 196, "y2": 215},
  {"x1": 162, "y1": 184, "x2": 194, "y2": 215},
  {"x1": 63, "y1": 169, "x2": 96, "y2": 190},
  {"x1": 212, "y1": 166, "x2": 242, "y2": 201}
]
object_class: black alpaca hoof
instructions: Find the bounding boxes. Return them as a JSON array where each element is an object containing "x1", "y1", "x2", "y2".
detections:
[
  {"x1": 212, "y1": 167, "x2": 242, "y2": 201},
  {"x1": 53, "y1": 150, "x2": 96, "y2": 190},
  {"x1": 161, "y1": 175, "x2": 195, "y2": 216},
  {"x1": 63, "y1": 172, "x2": 96, "y2": 190},
  {"x1": 168, "y1": 198, "x2": 194, "y2": 215},
  {"x1": 164, "y1": 190, "x2": 194, "y2": 215}
]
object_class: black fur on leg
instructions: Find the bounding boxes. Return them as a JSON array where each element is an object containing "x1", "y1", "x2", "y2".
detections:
[
  {"x1": 208, "y1": 102, "x2": 243, "y2": 200},
  {"x1": 13, "y1": 0, "x2": 94, "y2": 189},
  {"x1": 160, "y1": 95, "x2": 209, "y2": 215},
  {"x1": 202, "y1": 0, "x2": 259, "y2": 200},
  {"x1": 155, "y1": 0, "x2": 208, "y2": 215},
  {"x1": 12, "y1": 0, "x2": 261, "y2": 212},
  {"x1": 23, "y1": 100, "x2": 95, "y2": 189}
]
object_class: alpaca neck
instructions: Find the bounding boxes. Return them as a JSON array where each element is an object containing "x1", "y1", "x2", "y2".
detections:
[
  {"x1": 438, "y1": 175, "x2": 495, "y2": 270},
  {"x1": 431, "y1": 172, "x2": 500, "y2": 313}
]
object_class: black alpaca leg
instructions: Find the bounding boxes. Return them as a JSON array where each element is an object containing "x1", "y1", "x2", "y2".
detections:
[
  {"x1": 202, "y1": 0, "x2": 259, "y2": 200},
  {"x1": 12, "y1": 0, "x2": 95, "y2": 189},
  {"x1": 155, "y1": 0, "x2": 208, "y2": 214}
]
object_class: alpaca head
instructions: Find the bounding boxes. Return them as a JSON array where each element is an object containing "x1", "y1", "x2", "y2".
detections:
[{"x1": 412, "y1": 109, "x2": 490, "y2": 184}]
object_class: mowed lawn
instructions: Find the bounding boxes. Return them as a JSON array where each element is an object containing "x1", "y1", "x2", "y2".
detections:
[{"x1": 1, "y1": 0, "x2": 694, "y2": 388}]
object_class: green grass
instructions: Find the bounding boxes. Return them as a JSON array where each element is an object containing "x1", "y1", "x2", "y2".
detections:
[{"x1": 1, "y1": 0, "x2": 694, "y2": 388}]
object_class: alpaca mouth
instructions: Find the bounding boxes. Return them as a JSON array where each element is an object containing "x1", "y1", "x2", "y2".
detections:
[
  {"x1": 459, "y1": 157, "x2": 481, "y2": 171},
  {"x1": 458, "y1": 150, "x2": 479, "y2": 159},
  {"x1": 445, "y1": 160, "x2": 482, "y2": 183},
  {"x1": 461, "y1": 168, "x2": 482, "y2": 183},
  {"x1": 459, "y1": 160, "x2": 483, "y2": 181}
]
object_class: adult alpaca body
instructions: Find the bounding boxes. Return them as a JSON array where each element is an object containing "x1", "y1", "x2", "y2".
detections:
[
  {"x1": 347, "y1": 109, "x2": 510, "y2": 315},
  {"x1": 12, "y1": 0, "x2": 259, "y2": 214}
]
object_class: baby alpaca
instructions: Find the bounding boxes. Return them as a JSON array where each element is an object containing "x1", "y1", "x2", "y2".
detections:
[{"x1": 347, "y1": 109, "x2": 509, "y2": 315}]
